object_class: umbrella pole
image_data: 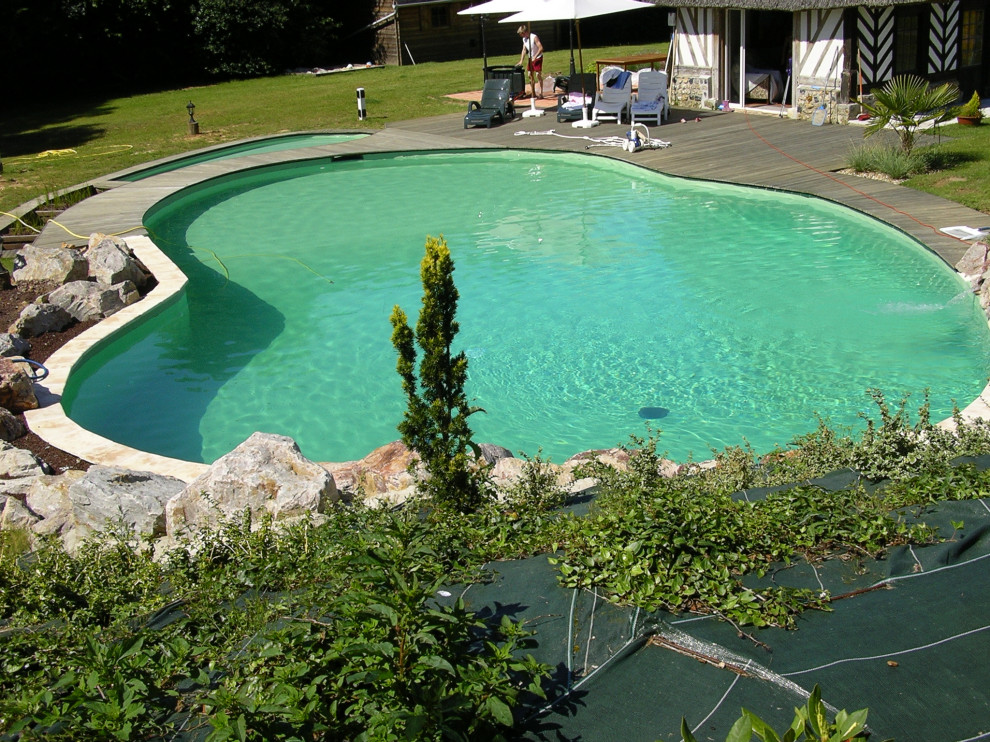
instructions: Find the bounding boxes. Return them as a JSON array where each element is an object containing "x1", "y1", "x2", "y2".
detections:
[
  {"x1": 569, "y1": 19, "x2": 576, "y2": 76},
  {"x1": 572, "y1": 19, "x2": 600, "y2": 128},
  {"x1": 481, "y1": 15, "x2": 488, "y2": 71}
]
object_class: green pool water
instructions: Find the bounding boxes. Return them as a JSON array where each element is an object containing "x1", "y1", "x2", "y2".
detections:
[
  {"x1": 63, "y1": 150, "x2": 990, "y2": 465},
  {"x1": 115, "y1": 133, "x2": 366, "y2": 181}
]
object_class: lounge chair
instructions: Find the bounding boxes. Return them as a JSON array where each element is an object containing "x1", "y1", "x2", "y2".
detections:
[
  {"x1": 556, "y1": 73, "x2": 597, "y2": 123},
  {"x1": 464, "y1": 79, "x2": 516, "y2": 129},
  {"x1": 630, "y1": 70, "x2": 669, "y2": 125},
  {"x1": 592, "y1": 67, "x2": 633, "y2": 124}
]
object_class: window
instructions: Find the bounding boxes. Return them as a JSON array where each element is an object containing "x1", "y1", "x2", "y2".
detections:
[
  {"x1": 894, "y1": 9, "x2": 921, "y2": 74},
  {"x1": 431, "y1": 6, "x2": 450, "y2": 28},
  {"x1": 960, "y1": 8, "x2": 985, "y2": 67}
]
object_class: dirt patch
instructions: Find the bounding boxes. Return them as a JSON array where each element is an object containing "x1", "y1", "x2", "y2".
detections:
[{"x1": 1, "y1": 279, "x2": 95, "y2": 472}]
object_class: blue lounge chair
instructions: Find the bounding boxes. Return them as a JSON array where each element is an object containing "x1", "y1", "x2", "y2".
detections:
[
  {"x1": 465, "y1": 79, "x2": 516, "y2": 129},
  {"x1": 556, "y1": 73, "x2": 597, "y2": 123}
]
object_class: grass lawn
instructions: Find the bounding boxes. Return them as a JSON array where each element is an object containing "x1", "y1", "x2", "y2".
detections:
[
  {"x1": 1, "y1": 43, "x2": 988, "y2": 219},
  {"x1": 0, "y1": 43, "x2": 662, "y2": 217},
  {"x1": 906, "y1": 122, "x2": 990, "y2": 214}
]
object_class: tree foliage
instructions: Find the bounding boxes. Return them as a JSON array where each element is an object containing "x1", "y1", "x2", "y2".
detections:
[
  {"x1": 391, "y1": 235, "x2": 488, "y2": 512},
  {"x1": 193, "y1": 0, "x2": 342, "y2": 77},
  {"x1": 4, "y1": 0, "x2": 375, "y2": 96}
]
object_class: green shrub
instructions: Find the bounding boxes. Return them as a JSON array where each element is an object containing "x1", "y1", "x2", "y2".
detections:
[
  {"x1": 503, "y1": 449, "x2": 568, "y2": 514},
  {"x1": 957, "y1": 90, "x2": 984, "y2": 119},
  {"x1": 846, "y1": 142, "x2": 930, "y2": 179},
  {"x1": 681, "y1": 684, "x2": 885, "y2": 742},
  {"x1": 390, "y1": 235, "x2": 490, "y2": 513},
  {"x1": 0, "y1": 513, "x2": 550, "y2": 741},
  {"x1": 861, "y1": 74, "x2": 959, "y2": 152}
]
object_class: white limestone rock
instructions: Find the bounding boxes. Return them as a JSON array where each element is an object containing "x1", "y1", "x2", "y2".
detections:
[
  {"x1": 46, "y1": 279, "x2": 140, "y2": 321},
  {"x1": 25, "y1": 470, "x2": 84, "y2": 520},
  {"x1": 1, "y1": 495, "x2": 39, "y2": 530},
  {"x1": 12, "y1": 245, "x2": 88, "y2": 284},
  {"x1": 63, "y1": 466, "x2": 186, "y2": 548},
  {"x1": 166, "y1": 432, "x2": 338, "y2": 537},
  {"x1": 86, "y1": 235, "x2": 148, "y2": 289},
  {"x1": 8, "y1": 302, "x2": 74, "y2": 337},
  {"x1": 0, "y1": 441, "x2": 50, "y2": 495},
  {"x1": 0, "y1": 333, "x2": 31, "y2": 358}
]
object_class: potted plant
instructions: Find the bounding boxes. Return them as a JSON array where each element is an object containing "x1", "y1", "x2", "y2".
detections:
[{"x1": 956, "y1": 90, "x2": 983, "y2": 125}]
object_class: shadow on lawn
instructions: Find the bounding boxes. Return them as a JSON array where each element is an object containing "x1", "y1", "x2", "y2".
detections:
[{"x1": 0, "y1": 100, "x2": 114, "y2": 158}]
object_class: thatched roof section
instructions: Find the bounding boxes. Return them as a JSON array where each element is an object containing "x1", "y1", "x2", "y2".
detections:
[
  {"x1": 663, "y1": 0, "x2": 934, "y2": 8},
  {"x1": 406, "y1": 0, "x2": 939, "y2": 8}
]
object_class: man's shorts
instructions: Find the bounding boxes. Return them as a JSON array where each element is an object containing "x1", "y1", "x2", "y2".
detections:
[{"x1": 528, "y1": 57, "x2": 543, "y2": 73}]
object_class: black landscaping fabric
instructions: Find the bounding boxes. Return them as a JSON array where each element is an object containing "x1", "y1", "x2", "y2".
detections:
[{"x1": 439, "y1": 472, "x2": 990, "y2": 742}]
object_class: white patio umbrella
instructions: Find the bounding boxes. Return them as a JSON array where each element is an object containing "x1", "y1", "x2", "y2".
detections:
[
  {"x1": 500, "y1": 0, "x2": 654, "y2": 127},
  {"x1": 457, "y1": 0, "x2": 525, "y2": 70}
]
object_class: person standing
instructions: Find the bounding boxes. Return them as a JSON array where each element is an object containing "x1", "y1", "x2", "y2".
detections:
[{"x1": 517, "y1": 25, "x2": 544, "y2": 99}]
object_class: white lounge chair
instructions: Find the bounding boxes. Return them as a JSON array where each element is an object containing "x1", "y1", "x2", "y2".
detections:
[
  {"x1": 630, "y1": 70, "x2": 669, "y2": 126},
  {"x1": 592, "y1": 67, "x2": 632, "y2": 124}
]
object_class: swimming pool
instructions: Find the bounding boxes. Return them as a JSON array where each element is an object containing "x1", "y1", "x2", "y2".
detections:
[
  {"x1": 115, "y1": 133, "x2": 367, "y2": 181},
  {"x1": 62, "y1": 149, "x2": 990, "y2": 464}
]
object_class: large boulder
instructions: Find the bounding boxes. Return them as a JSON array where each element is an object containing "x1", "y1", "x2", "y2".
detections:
[
  {"x1": 23, "y1": 470, "x2": 85, "y2": 540},
  {"x1": 0, "y1": 358, "x2": 38, "y2": 413},
  {"x1": 560, "y1": 447, "x2": 683, "y2": 481},
  {"x1": 63, "y1": 466, "x2": 186, "y2": 549},
  {"x1": 46, "y1": 280, "x2": 140, "y2": 321},
  {"x1": 25, "y1": 470, "x2": 83, "y2": 519},
  {"x1": 12, "y1": 245, "x2": 88, "y2": 284},
  {"x1": 165, "y1": 432, "x2": 338, "y2": 537},
  {"x1": 0, "y1": 333, "x2": 31, "y2": 358},
  {"x1": 321, "y1": 440, "x2": 419, "y2": 505},
  {"x1": 478, "y1": 442, "x2": 514, "y2": 465},
  {"x1": 86, "y1": 235, "x2": 148, "y2": 289},
  {"x1": 0, "y1": 407, "x2": 27, "y2": 441},
  {"x1": 0, "y1": 440, "x2": 50, "y2": 495},
  {"x1": 956, "y1": 241, "x2": 990, "y2": 279},
  {"x1": 8, "y1": 302, "x2": 74, "y2": 337},
  {"x1": 1, "y1": 495, "x2": 39, "y2": 531}
]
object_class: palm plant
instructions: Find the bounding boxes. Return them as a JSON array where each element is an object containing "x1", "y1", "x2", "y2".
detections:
[{"x1": 861, "y1": 74, "x2": 959, "y2": 153}]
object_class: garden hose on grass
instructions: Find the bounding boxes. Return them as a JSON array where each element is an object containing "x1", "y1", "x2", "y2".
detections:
[
  {"x1": 1, "y1": 211, "x2": 146, "y2": 240},
  {"x1": 2, "y1": 144, "x2": 133, "y2": 165}
]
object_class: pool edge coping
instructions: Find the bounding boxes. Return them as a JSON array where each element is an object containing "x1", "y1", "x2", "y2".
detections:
[{"x1": 24, "y1": 236, "x2": 212, "y2": 483}]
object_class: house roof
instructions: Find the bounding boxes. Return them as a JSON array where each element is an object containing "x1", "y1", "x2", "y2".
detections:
[
  {"x1": 395, "y1": 0, "x2": 469, "y2": 6},
  {"x1": 398, "y1": 0, "x2": 941, "y2": 8},
  {"x1": 663, "y1": 0, "x2": 935, "y2": 7}
]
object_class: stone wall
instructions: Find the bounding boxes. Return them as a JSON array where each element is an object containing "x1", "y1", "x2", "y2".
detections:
[
  {"x1": 670, "y1": 70, "x2": 713, "y2": 110},
  {"x1": 795, "y1": 85, "x2": 848, "y2": 124}
]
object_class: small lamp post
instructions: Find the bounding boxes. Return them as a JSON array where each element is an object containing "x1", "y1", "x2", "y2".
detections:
[
  {"x1": 356, "y1": 88, "x2": 367, "y2": 120},
  {"x1": 186, "y1": 101, "x2": 199, "y2": 135}
]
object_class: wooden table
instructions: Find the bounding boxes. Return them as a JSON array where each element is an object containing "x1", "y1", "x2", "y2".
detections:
[{"x1": 595, "y1": 53, "x2": 667, "y2": 82}]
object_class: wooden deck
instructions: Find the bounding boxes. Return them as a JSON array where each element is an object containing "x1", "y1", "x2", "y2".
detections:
[{"x1": 37, "y1": 106, "x2": 987, "y2": 268}]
